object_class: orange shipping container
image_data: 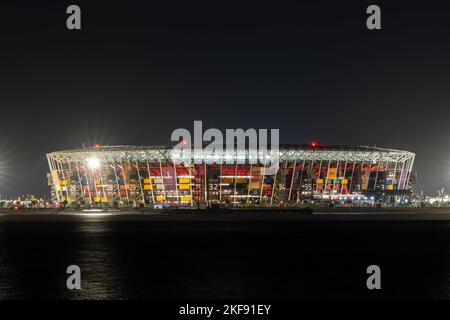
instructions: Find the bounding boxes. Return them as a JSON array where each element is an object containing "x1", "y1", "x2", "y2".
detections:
[{"x1": 327, "y1": 168, "x2": 337, "y2": 180}]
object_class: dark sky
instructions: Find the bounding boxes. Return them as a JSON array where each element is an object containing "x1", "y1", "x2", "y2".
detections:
[{"x1": 1, "y1": 0, "x2": 450, "y2": 197}]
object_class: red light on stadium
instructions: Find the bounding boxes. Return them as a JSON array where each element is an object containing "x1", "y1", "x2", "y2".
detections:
[
  {"x1": 311, "y1": 141, "x2": 317, "y2": 147},
  {"x1": 95, "y1": 144, "x2": 100, "y2": 148}
]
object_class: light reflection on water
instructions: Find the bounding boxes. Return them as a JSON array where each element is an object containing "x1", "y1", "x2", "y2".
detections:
[{"x1": 0, "y1": 216, "x2": 449, "y2": 300}]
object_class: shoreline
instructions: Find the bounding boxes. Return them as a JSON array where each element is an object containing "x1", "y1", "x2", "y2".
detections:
[
  {"x1": 1, "y1": 207, "x2": 450, "y2": 221},
  {"x1": 2, "y1": 206, "x2": 450, "y2": 214}
]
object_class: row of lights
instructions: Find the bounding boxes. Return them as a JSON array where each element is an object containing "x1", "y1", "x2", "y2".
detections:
[{"x1": 87, "y1": 140, "x2": 321, "y2": 169}]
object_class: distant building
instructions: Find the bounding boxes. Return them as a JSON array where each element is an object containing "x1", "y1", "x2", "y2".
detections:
[{"x1": 46, "y1": 144, "x2": 415, "y2": 207}]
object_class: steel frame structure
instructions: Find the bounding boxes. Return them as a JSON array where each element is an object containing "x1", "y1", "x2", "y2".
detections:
[{"x1": 47, "y1": 145, "x2": 415, "y2": 206}]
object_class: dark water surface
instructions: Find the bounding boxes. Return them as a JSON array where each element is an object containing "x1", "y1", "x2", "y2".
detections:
[{"x1": 0, "y1": 213, "x2": 449, "y2": 300}]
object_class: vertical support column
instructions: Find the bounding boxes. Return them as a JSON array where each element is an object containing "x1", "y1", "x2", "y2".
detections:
[
  {"x1": 188, "y1": 163, "x2": 194, "y2": 207},
  {"x1": 316, "y1": 160, "x2": 323, "y2": 192},
  {"x1": 360, "y1": 160, "x2": 366, "y2": 195},
  {"x1": 270, "y1": 160, "x2": 285, "y2": 206},
  {"x1": 288, "y1": 159, "x2": 296, "y2": 203},
  {"x1": 112, "y1": 161, "x2": 122, "y2": 203},
  {"x1": 349, "y1": 160, "x2": 356, "y2": 194},
  {"x1": 146, "y1": 160, "x2": 156, "y2": 204},
  {"x1": 56, "y1": 160, "x2": 69, "y2": 202},
  {"x1": 398, "y1": 160, "x2": 407, "y2": 190},
  {"x1": 55, "y1": 159, "x2": 63, "y2": 202},
  {"x1": 159, "y1": 160, "x2": 166, "y2": 204},
  {"x1": 64, "y1": 158, "x2": 75, "y2": 203},
  {"x1": 98, "y1": 158, "x2": 107, "y2": 203},
  {"x1": 332, "y1": 159, "x2": 340, "y2": 194},
  {"x1": 75, "y1": 161, "x2": 84, "y2": 203},
  {"x1": 47, "y1": 155, "x2": 61, "y2": 203},
  {"x1": 373, "y1": 159, "x2": 382, "y2": 191},
  {"x1": 233, "y1": 162, "x2": 238, "y2": 206},
  {"x1": 340, "y1": 160, "x2": 348, "y2": 194},
  {"x1": 173, "y1": 161, "x2": 180, "y2": 205},
  {"x1": 120, "y1": 159, "x2": 130, "y2": 203},
  {"x1": 135, "y1": 160, "x2": 145, "y2": 204},
  {"x1": 308, "y1": 159, "x2": 314, "y2": 200},
  {"x1": 392, "y1": 159, "x2": 399, "y2": 190},
  {"x1": 259, "y1": 157, "x2": 267, "y2": 204},
  {"x1": 126, "y1": 158, "x2": 134, "y2": 204},
  {"x1": 83, "y1": 159, "x2": 93, "y2": 204},
  {"x1": 220, "y1": 163, "x2": 223, "y2": 204},
  {"x1": 322, "y1": 159, "x2": 331, "y2": 198},
  {"x1": 246, "y1": 163, "x2": 252, "y2": 204},
  {"x1": 204, "y1": 163, "x2": 208, "y2": 206},
  {"x1": 405, "y1": 156, "x2": 415, "y2": 190},
  {"x1": 91, "y1": 164, "x2": 99, "y2": 203},
  {"x1": 296, "y1": 160, "x2": 306, "y2": 203}
]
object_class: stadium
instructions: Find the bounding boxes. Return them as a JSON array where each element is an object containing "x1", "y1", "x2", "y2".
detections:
[{"x1": 46, "y1": 144, "x2": 415, "y2": 207}]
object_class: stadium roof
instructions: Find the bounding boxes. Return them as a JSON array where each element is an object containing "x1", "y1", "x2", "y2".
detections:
[{"x1": 47, "y1": 144, "x2": 415, "y2": 164}]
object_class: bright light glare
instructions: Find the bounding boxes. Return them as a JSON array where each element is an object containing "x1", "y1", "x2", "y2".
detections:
[{"x1": 87, "y1": 157, "x2": 100, "y2": 169}]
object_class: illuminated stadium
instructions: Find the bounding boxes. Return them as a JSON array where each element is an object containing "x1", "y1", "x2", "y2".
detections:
[{"x1": 46, "y1": 144, "x2": 415, "y2": 207}]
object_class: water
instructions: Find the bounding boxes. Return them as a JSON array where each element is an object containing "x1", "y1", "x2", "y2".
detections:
[{"x1": 0, "y1": 213, "x2": 449, "y2": 300}]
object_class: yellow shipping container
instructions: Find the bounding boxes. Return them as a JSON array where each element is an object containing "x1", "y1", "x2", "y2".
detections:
[
  {"x1": 143, "y1": 178, "x2": 152, "y2": 184},
  {"x1": 179, "y1": 178, "x2": 190, "y2": 184},
  {"x1": 341, "y1": 179, "x2": 348, "y2": 184},
  {"x1": 316, "y1": 178, "x2": 324, "y2": 184},
  {"x1": 181, "y1": 196, "x2": 192, "y2": 201},
  {"x1": 101, "y1": 197, "x2": 108, "y2": 203},
  {"x1": 94, "y1": 179, "x2": 101, "y2": 185},
  {"x1": 327, "y1": 168, "x2": 337, "y2": 180},
  {"x1": 143, "y1": 184, "x2": 153, "y2": 190},
  {"x1": 250, "y1": 181, "x2": 261, "y2": 189},
  {"x1": 94, "y1": 197, "x2": 101, "y2": 202},
  {"x1": 386, "y1": 184, "x2": 394, "y2": 190},
  {"x1": 179, "y1": 184, "x2": 190, "y2": 190},
  {"x1": 156, "y1": 196, "x2": 165, "y2": 202},
  {"x1": 60, "y1": 180, "x2": 67, "y2": 186}
]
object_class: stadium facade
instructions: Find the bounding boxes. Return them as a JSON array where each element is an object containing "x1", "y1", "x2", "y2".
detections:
[{"x1": 46, "y1": 144, "x2": 415, "y2": 207}]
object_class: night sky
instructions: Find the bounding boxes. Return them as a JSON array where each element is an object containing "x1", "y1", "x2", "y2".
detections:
[{"x1": 1, "y1": 0, "x2": 450, "y2": 197}]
